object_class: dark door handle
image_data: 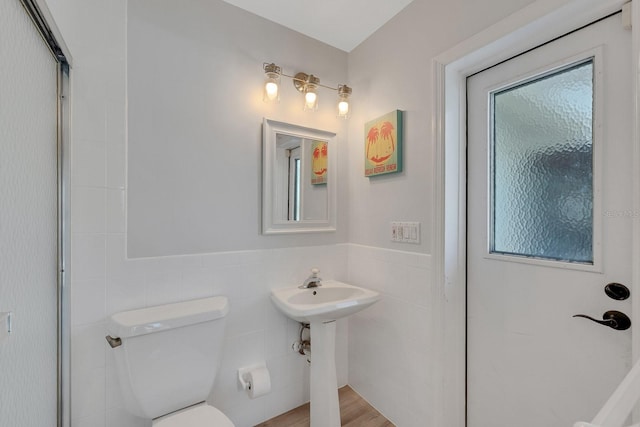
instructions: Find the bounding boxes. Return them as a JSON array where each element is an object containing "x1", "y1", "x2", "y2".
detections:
[
  {"x1": 573, "y1": 310, "x2": 631, "y2": 331},
  {"x1": 604, "y1": 282, "x2": 630, "y2": 300}
]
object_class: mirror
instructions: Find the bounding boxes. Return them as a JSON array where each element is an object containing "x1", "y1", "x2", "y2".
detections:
[{"x1": 262, "y1": 119, "x2": 337, "y2": 234}]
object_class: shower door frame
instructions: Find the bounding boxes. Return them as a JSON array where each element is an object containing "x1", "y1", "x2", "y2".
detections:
[
  {"x1": 431, "y1": 0, "x2": 640, "y2": 426},
  {"x1": 56, "y1": 59, "x2": 71, "y2": 427},
  {"x1": 18, "y1": 1, "x2": 73, "y2": 426}
]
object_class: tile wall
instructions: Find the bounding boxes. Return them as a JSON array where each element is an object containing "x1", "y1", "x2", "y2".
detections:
[
  {"x1": 72, "y1": 240, "x2": 349, "y2": 427},
  {"x1": 347, "y1": 244, "x2": 436, "y2": 426}
]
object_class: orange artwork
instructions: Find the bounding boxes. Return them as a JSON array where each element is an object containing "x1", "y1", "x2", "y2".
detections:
[
  {"x1": 311, "y1": 140, "x2": 328, "y2": 185},
  {"x1": 364, "y1": 110, "x2": 403, "y2": 177}
]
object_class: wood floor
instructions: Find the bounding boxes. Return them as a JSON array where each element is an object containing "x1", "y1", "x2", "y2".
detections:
[{"x1": 255, "y1": 386, "x2": 394, "y2": 427}]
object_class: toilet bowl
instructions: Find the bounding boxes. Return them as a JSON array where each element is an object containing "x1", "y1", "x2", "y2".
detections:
[
  {"x1": 153, "y1": 403, "x2": 234, "y2": 427},
  {"x1": 106, "y1": 296, "x2": 235, "y2": 426}
]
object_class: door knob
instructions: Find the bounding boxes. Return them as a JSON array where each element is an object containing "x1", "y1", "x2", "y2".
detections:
[{"x1": 573, "y1": 310, "x2": 631, "y2": 331}]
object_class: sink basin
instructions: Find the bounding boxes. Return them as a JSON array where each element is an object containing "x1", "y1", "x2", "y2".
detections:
[{"x1": 271, "y1": 280, "x2": 380, "y2": 323}]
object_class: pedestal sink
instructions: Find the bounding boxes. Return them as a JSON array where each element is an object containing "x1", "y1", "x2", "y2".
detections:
[{"x1": 271, "y1": 280, "x2": 380, "y2": 427}]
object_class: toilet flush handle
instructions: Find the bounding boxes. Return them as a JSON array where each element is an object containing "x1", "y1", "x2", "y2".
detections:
[{"x1": 105, "y1": 335, "x2": 122, "y2": 348}]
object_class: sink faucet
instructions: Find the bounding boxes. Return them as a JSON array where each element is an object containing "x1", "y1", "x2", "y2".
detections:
[{"x1": 300, "y1": 268, "x2": 322, "y2": 289}]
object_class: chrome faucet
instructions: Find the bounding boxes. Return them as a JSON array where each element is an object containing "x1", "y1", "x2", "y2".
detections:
[{"x1": 300, "y1": 268, "x2": 322, "y2": 289}]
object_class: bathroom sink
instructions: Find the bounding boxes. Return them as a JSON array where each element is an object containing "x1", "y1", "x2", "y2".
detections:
[
  {"x1": 272, "y1": 280, "x2": 380, "y2": 426},
  {"x1": 270, "y1": 280, "x2": 380, "y2": 323}
]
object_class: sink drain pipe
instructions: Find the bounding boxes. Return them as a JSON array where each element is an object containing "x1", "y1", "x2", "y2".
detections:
[{"x1": 292, "y1": 322, "x2": 311, "y2": 363}]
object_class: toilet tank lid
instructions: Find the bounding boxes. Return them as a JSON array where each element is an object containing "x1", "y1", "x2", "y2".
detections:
[{"x1": 108, "y1": 296, "x2": 229, "y2": 339}]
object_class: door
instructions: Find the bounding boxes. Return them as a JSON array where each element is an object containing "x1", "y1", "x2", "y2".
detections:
[
  {"x1": 0, "y1": 0, "x2": 61, "y2": 424},
  {"x1": 467, "y1": 14, "x2": 632, "y2": 427}
]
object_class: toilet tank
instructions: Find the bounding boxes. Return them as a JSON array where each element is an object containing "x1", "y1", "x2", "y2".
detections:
[{"x1": 107, "y1": 296, "x2": 229, "y2": 419}]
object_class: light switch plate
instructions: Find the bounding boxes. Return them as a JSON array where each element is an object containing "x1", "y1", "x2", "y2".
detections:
[{"x1": 391, "y1": 222, "x2": 420, "y2": 244}]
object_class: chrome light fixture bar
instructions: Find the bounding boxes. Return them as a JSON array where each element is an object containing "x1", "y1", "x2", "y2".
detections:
[{"x1": 263, "y1": 62, "x2": 352, "y2": 119}]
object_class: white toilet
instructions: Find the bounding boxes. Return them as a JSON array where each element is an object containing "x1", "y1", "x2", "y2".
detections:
[{"x1": 106, "y1": 296, "x2": 235, "y2": 427}]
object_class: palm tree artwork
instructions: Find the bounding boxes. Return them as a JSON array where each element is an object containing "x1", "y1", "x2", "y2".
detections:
[
  {"x1": 364, "y1": 110, "x2": 403, "y2": 177},
  {"x1": 311, "y1": 140, "x2": 328, "y2": 184}
]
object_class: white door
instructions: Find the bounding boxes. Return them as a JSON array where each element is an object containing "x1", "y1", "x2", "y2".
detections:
[
  {"x1": 467, "y1": 14, "x2": 632, "y2": 427},
  {"x1": 0, "y1": 0, "x2": 60, "y2": 424}
]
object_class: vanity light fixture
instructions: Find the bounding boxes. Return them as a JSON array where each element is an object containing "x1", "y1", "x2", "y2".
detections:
[{"x1": 263, "y1": 62, "x2": 352, "y2": 119}]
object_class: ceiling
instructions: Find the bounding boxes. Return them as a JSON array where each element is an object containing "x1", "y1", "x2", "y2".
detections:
[{"x1": 222, "y1": 0, "x2": 416, "y2": 52}]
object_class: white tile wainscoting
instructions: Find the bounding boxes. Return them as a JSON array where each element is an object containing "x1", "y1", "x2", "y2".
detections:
[
  {"x1": 347, "y1": 245, "x2": 435, "y2": 427},
  {"x1": 71, "y1": 243, "x2": 350, "y2": 427},
  {"x1": 70, "y1": 242, "x2": 433, "y2": 427}
]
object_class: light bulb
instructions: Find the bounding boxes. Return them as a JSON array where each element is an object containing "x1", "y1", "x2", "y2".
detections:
[
  {"x1": 305, "y1": 91, "x2": 317, "y2": 107},
  {"x1": 302, "y1": 75, "x2": 320, "y2": 111},
  {"x1": 262, "y1": 63, "x2": 281, "y2": 103},
  {"x1": 265, "y1": 81, "x2": 278, "y2": 101},
  {"x1": 337, "y1": 85, "x2": 352, "y2": 119},
  {"x1": 338, "y1": 100, "x2": 349, "y2": 117}
]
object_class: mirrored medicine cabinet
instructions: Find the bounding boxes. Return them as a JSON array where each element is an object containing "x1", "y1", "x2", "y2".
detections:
[{"x1": 262, "y1": 119, "x2": 337, "y2": 234}]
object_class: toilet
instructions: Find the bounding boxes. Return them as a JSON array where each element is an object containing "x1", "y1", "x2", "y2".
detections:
[{"x1": 106, "y1": 296, "x2": 235, "y2": 426}]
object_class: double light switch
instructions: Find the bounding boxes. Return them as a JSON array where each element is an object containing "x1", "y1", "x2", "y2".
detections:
[{"x1": 391, "y1": 222, "x2": 420, "y2": 244}]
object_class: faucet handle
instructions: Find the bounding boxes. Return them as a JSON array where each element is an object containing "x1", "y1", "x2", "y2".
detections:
[{"x1": 299, "y1": 268, "x2": 322, "y2": 289}]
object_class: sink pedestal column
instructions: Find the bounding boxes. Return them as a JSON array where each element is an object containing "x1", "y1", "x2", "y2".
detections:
[{"x1": 309, "y1": 320, "x2": 340, "y2": 427}]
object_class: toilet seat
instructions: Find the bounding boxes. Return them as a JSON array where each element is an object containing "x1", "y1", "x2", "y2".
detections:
[{"x1": 153, "y1": 403, "x2": 235, "y2": 427}]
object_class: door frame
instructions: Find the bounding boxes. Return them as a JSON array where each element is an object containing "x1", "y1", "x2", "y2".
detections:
[{"x1": 431, "y1": 0, "x2": 640, "y2": 426}]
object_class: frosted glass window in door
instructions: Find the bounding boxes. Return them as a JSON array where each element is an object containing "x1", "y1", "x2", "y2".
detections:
[{"x1": 490, "y1": 60, "x2": 594, "y2": 263}]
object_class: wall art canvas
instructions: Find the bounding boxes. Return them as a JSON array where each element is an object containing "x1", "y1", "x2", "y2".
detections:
[
  {"x1": 311, "y1": 140, "x2": 328, "y2": 185},
  {"x1": 364, "y1": 110, "x2": 403, "y2": 177}
]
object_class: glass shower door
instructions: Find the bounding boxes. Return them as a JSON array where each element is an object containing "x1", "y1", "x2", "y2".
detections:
[{"x1": 0, "y1": 0, "x2": 62, "y2": 425}]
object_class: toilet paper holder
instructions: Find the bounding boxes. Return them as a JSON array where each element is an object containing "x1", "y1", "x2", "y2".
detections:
[{"x1": 237, "y1": 362, "x2": 268, "y2": 392}]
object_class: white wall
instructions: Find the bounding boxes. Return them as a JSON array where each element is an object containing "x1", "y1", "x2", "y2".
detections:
[
  {"x1": 346, "y1": 0, "x2": 535, "y2": 253},
  {"x1": 127, "y1": 0, "x2": 349, "y2": 258},
  {"x1": 45, "y1": 0, "x2": 350, "y2": 426}
]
